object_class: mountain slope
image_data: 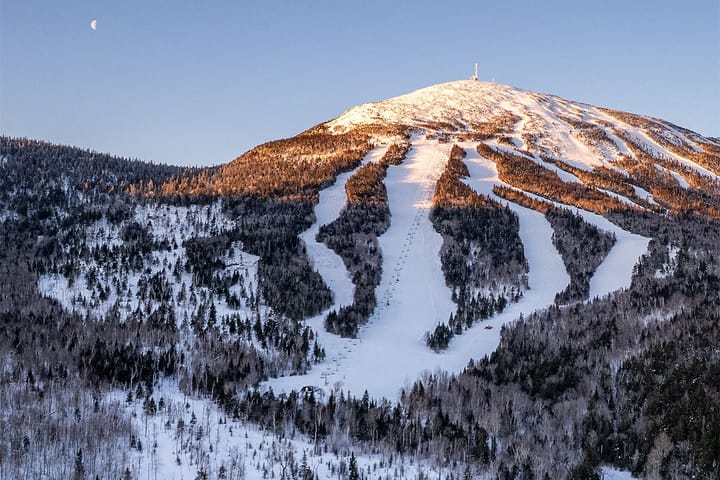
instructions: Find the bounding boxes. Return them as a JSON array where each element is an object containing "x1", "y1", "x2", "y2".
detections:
[{"x1": 2, "y1": 79, "x2": 719, "y2": 479}]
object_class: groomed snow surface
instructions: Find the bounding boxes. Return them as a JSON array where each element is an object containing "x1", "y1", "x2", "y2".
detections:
[{"x1": 268, "y1": 138, "x2": 649, "y2": 401}]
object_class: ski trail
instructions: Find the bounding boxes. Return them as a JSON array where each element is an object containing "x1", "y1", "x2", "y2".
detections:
[
  {"x1": 267, "y1": 137, "x2": 456, "y2": 399},
  {"x1": 268, "y1": 139, "x2": 564, "y2": 400},
  {"x1": 267, "y1": 140, "x2": 647, "y2": 402},
  {"x1": 573, "y1": 210, "x2": 650, "y2": 299},
  {"x1": 461, "y1": 142, "x2": 650, "y2": 300},
  {"x1": 265, "y1": 145, "x2": 387, "y2": 392},
  {"x1": 300, "y1": 145, "x2": 388, "y2": 310},
  {"x1": 446, "y1": 143, "x2": 570, "y2": 358}
]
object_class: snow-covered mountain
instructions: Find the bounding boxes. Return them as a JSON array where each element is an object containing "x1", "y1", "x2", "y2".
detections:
[
  {"x1": 330, "y1": 80, "x2": 718, "y2": 177},
  {"x1": 2, "y1": 80, "x2": 719, "y2": 479},
  {"x1": 263, "y1": 80, "x2": 719, "y2": 398}
]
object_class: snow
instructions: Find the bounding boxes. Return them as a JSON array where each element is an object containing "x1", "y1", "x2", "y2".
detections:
[
  {"x1": 601, "y1": 466, "x2": 636, "y2": 479},
  {"x1": 329, "y1": 81, "x2": 512, "y2": 132},
  {"x1": 573, "y1": 210, "x2": 650, "y2": 299},
  {"x1": 655, "y1": 163, "x2": 690, "y2": 188},
  {"x1": 466, "y1": 141, "x2": 650, "y2": 300},
  {"x1": 38, "y1": 201, "x2": 261, "y2": 332},
  {"x1": 597, "y1": 187, "x2": 647, "y2": 209},
  {"x1": 619, "y1": 128, "x2": 719, "y2": 180},
  {"x1": 329, "y1": 80, "x2": 717, "y2": 185},
  {"x1": 38, "y1": 80, "x2": 654, "y2": 407},
  {"x1": 668, "y1": 169, "x2": 690, "y2": 188},
  {"x1": 268, "y1": 135, "x2": 650, "y2": 401},
  {"x1": 117, "y1": 379, "x2": 435, "y2": 480},
  {"x1": 654, "y1": 245, "x2": 680, "y2": 279},
  {"x1": 268, "y1": 137, "x2": 456, "y2": 399},
  {"x1": 23, "y1": 78, "x2": 709, "y2": 478},
  {"x1": 499, "y1": 184, "x2": 650, "y2": 301},
  {"x1": 632, "y1": 184, "x2": 657, "y2": 204}
]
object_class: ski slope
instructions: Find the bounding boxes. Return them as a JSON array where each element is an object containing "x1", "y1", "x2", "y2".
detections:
[
  {"x1": 269, "y1": 135, "x2": 651, "y2": 400},
  {"x1": 461, "y1": 143, "x2": 650, "y2": 300},
  {"x1": 300, "y1": 145, "x2": 389, "y2": 310},
  {"x1": 268, "y1": 138, "x2": 570, "y2": 400}
]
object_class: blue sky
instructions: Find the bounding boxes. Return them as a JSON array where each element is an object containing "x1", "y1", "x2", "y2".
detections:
[{"x1": 1, "y1": 0, "x2": 718, "y2": 166}]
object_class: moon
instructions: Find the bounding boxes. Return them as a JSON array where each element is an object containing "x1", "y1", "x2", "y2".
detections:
[{"x1": 90, "y1": 19, "x2": 97, "y2": 30}]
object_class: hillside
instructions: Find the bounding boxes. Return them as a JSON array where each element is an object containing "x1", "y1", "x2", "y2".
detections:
[{"x1": 1, "y1": 80, "x2": 719, "y2": 479}]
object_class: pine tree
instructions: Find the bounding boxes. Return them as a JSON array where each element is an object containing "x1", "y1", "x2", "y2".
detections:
[
  {"x1": 73, "y1": 448, "x2": 85, "y2": 480},
  {"x1": 300, "y1": 451, "x2": 313, "y2": 480},
  {"x1": 348, "y1": 452, "x2": 360, "y2": 480}
]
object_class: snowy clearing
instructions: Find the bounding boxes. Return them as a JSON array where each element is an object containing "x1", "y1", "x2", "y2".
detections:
[{"x1": 119, "y1": 379, "x2": 435, "y2": 480}]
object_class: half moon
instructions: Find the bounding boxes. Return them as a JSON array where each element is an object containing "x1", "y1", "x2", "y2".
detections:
[{"x1": 90, "y1": 19, "x2": 97, "y2": 30}]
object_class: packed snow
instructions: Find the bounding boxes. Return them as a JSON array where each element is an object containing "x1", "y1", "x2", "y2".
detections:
[{"x1": 268, "y1": 136, "x2": 649, "y2": 400}]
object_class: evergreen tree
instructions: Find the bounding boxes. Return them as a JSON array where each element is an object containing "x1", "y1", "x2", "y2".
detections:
[
  {"x1": 73, "y1": 448, "x2": 85, "y2": 480},
  {"x1": 348, "y1": 452, "x2": 360, "y2": 480}
]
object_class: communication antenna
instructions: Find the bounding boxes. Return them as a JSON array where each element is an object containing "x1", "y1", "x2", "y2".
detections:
[{"x1": 470, "y1": 63, "x2": 478, "y2": 81}]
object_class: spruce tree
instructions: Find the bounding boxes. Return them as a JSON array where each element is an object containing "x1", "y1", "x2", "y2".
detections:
[{"x1": 348, "y1": 452, "x2": 360, "y2": 480}]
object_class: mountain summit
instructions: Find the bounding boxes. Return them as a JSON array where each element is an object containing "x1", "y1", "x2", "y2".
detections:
[
  {"x1": 2, "y1": 79, "x2": 720, "y2": 479},
  {"x1": 329, "y1": 79, "x2": 719, "y2": 178},
  {"x1": 330, "y1": 80, "x2": 534, "y2": 130}
]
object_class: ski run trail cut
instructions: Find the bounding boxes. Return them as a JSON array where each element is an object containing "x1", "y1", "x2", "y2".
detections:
[{"x1": 267, "y1": 135, "x2": 649, "y2": 400}]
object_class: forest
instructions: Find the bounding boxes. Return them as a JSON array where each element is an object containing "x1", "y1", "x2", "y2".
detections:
[{"x1": 1, "y1": 131, "x2": 719, "y2": 479}]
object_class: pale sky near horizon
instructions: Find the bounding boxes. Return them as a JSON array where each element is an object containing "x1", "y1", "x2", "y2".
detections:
[{"x1": 1, "y1": 0, "x2": 718, "y2": 167}]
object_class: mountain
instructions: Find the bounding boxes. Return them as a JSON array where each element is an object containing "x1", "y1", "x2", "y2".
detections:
[{"x1": 1, "y1": 80, "x2": 719, "y2": 479}]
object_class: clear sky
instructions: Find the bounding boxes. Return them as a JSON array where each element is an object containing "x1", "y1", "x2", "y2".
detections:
[{"x1": 1, "y1": 0, "x2": 718, "y2": 167}]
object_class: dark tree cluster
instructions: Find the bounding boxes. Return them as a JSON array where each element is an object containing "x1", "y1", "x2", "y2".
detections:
[
  {"x1": 542, "y1": 157, "x2": 661, "y2": 212},
  {"x1": 545, "y1": 207, "x2": 616, "y2": 303},
  {"x1": 0, "y1": 137, "x2": 186, "y2": 199},
  {"x1": 599, "y1": 108, "x2": 720, "y2": 176},
  {"x1": 222, "y1": 384, "x2": 494, "y2": 473},
  {"x1": 0, "y1": 136, "x2": 336, "y2": 478},
  {"x1": 378, "y1": 140, "x2": 411, "y2": 167},
  {"x1": 225, "y1": 197, "x2": 334, "y2": 320},
  {"x1": 197, "y1": 208, "x2": 719, "y2": 480},
  {"x1": 428, "y1": 145, "x2": 527, "y2": 349},
  {"x1": 161, "y1": 125, "x2": 376, "y2": 200},
  {"x1": 614, "y1": 135, "x2": 720, "y2": 219},
  {"x1": 465, "y1": 112, "x2": 521, "y2": 141},
  {"x1": 493, "y1": 186, "x2": 617, "y2": 303}
]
